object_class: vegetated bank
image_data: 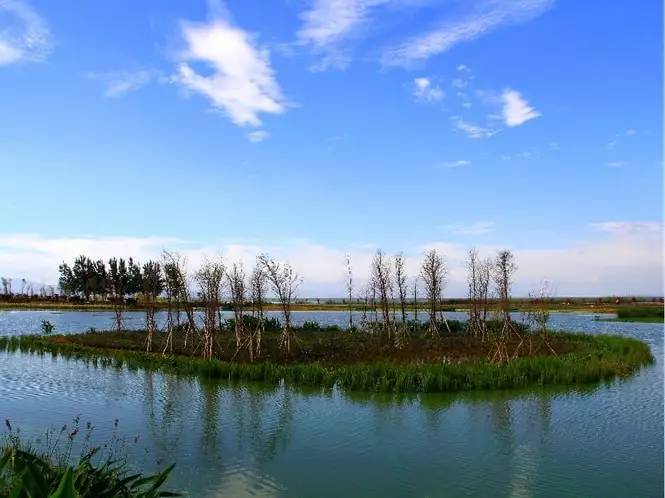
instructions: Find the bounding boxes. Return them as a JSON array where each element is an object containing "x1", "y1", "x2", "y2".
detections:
[
  {"x1": 603, "y1": 305, "x2": 664, "y2": 323},
  {"x1": 0, "y1": 319, "x2": 652, "y2": 394}
]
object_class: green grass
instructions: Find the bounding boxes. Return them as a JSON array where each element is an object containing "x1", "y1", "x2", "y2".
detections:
[
  {"x1": 616, "y1": 305, "x2": 664, "y2": 322},
  {"x1": 596, "y1": 305, "x2": 664, "y2": 323},
  {"x1": 610, "y1": 316, "x2": 664, "y2": 323},
  {"x1": 0, "y1": 332, "x2": 653, "y2": 393}
]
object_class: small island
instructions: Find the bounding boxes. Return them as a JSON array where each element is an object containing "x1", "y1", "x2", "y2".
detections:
[{"x1": 1, "y1": 249, "x2": 655, "y2": 393}]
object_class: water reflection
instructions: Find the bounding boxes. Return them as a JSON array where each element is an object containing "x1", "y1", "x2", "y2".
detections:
[{"x1": 0, "y1": 312, "x2": 662, "y2": 497}]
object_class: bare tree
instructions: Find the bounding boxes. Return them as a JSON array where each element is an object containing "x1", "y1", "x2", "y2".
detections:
[
  {"x1": 467, "y1": 249, "x2": 482, "y2": 337},
  {"x1": 370, "y1": 250, "x2": 393, "y2": 339},
  {"x1": 259, "y1": 254, "x2": 301, "y2": 354},
  {"x1": 526, "y1": 280, "x2": 558, "y2": 357},
  {"x1": 412, "y1": 276, "x2": 419, "y2": 323},
  {"x1": 491, "y1": 249, "x2": 521, "y2": 361},
  {"x1": 142, "y1": 261, "x2": 163, "y2": 353},
  {"x1": 161, "y1": 253, "x2": 179, "y2": 355},
  {"x1": 250, "y1": 260, "x2": 268, "y2": 359},
  {"x1": 107, "y1": 258, "x2": 128, "y2": 332},
  {"x1": 196, "y1": 257, "x2": 225, "y2": 360},
  {"x1": 478, "y1": 257, "x2": 492, "y2": 327},
  {"x1": 420, "y1": 249, "x2": 451, "y2": 336},
  {"x1": 345, "y1": 254, "x2": 354, "y2": 329},
  {"x1": 1, "y1": 277, "x2": 10, "y2": 296},
  {"x1": 162, "y1": 251, "x2": 196, "y2": 353},
  {"x1": 360, "y1": 284, "x2": 370, "y2": 328},
  {"x1": 227, "y1": 262, "x2": 247, "y2": 353},
  {"x1": 394, "y1": 253, "x2": 408, "y2": 324}
]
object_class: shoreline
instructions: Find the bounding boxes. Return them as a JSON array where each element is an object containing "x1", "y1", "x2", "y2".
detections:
[{"x1": 0, "y1": 331, "x2": 653, "y2": 394}]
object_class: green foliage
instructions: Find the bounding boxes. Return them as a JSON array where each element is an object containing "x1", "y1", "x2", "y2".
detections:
[
  {"x1": 41, "y1": 320, "x2": 55, "y2": 335},
  {"x1": 616, "y1": 306, "x2": 663, "y2": 319},
  {"x1": 141, "y1": 261, "x2": 164, "y2": 298},
  {"x1": 0, "y1": 445, "x2": 179, "y2": 497},
  {"x1": 302, "y1": 320, "x2": 320, "y2": 330},
  {"x1": 224, "y1": 316, "x2": 281, "y2": 332}
]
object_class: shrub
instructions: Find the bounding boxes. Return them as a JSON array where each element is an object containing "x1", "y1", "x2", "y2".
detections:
[
  {"x1": 40, "y1": 320, "x2": 54, "y2": 335},
  {"x1": 302, "y1": 321, "x2": 320, "y2": 330}
]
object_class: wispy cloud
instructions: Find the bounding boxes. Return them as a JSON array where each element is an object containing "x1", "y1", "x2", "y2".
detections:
[
  {"x1": 441, "y1": 159, "x2": 470, "y2": 168},
  {"x1": 452, "y1": 117, "x2": 498, "y2": 139},
  {"x1": 381, "y1": 0, "x2": 553, "y2": 67},
  {"x1": 606, "y1": 160, "x2": 627, "y2": 168},
  {"x1": 247, "y1": 130, "x2": 269, "y2": 143},
  {"x1": 591, "y1": 221, "x2": 662, "y2": 236},
  {"x1": 0, "y1": 0, "x2": 50, "y2": 65},
  {"x1": 174, "y1": 14, "x2": 285, "y2": 127},
  {"x1": 412, "y1": 77, "x2": 443, "y2": 102},
  {"x1": 502, "y1": 88, "x2": 540, "y2": 126},
  {"x1": 297, "y1": 0, "x2": 390, "y2": 71},
  {"x1": 444, "y1": 221, "x2": 496, "y2": 235},
  {"x1": 87, "y1": 70, "x2": 154, "y2": 97}
]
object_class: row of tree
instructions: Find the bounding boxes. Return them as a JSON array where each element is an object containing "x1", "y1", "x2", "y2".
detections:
[
  {"x1": 55, "y1": 247, "x2": 544, "y2": 362},
  {"x1": 56, "y1": 252, "x2": 300, "y2": 359},
  {"x1": 0, "y1": 277, "x2": 56, "y2": 298},
  {"x1": 342, "y1": 248, "x2": 529, "y2": 359}
]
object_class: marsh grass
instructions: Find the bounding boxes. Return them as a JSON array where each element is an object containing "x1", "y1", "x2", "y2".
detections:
[
  {"x1": 0, "y1": 331, "x2": 652, "y2": 394},
  {"x1": 614, "y1": 306, "x2": 664, "y2": 322}
]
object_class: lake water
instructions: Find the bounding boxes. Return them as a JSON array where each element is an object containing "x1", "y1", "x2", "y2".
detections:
[{"x1": 0, "y1": 310, "x2": 662, "y2": 497}]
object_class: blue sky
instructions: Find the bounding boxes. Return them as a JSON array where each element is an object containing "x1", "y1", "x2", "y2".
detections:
[{"x1": 0, "y1": 0, "x2": 662, "y2": 296}]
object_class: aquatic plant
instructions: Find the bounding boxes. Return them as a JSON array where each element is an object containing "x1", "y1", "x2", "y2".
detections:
[{"x1": 0, "y1": 423, "x2": 179, "y2": 497}]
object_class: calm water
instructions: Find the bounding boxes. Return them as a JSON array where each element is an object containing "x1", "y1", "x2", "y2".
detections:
[{"x1": 0, "y1": 310, "x2": 662, "y2": 497}]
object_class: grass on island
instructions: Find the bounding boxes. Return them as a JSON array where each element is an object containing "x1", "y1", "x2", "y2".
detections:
[
  {"x1": 597, "y1": 305, "x2": 664, "y2": 323},
  {"x1": 0, "y1": 320, "x2": 653, "y2": 394}
]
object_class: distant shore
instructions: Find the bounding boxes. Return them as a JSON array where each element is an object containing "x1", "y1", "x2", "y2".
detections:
[{"x1": 1, "y1": 299, "x2": 662, "y2": 316}]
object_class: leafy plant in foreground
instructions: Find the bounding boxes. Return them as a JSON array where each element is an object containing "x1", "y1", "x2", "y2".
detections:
[{"x1": 0, "y1": 422, "x2": 179, "y2": 497}]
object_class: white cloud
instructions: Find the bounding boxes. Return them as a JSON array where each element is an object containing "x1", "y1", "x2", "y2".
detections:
[
  {"x1": 413, "y1": 76, "x2": 443, "y2": 102},
  {"x1": 441, "y1": 159, "x2": 470, "y2": 168},
  {"x1": 0, "y1": 225, "x2": 662, "y2": 296},
  {"x1": 297, "y1": 0, "x2": 389, "y2": 70},
  {"x1": 175, "y1": 17, "x2": 285, "y2": 127},
  {"x1": 444, "y1": 222, "x2": 495, "y2": 235},
  {"x1": 625, "y1": 128, "x2": 637, "y2": 136},
  {"x1": 591, "y1": 221, "x2": 661, "y2": 236},
  {"x1": 606, "y1": 160, "x2": 627, "y2": 168},
  {"x1": 381, "y1": 0, "x2": 553, "y2": 66},
  {"x1": 452, "y1": 117, "x2": 498, "y2": 139},
  {"x1": 0, "y1": 0, "x2": 50, "y2": 65},
  {"x1": 247, "y1": 130, "x2": 269, "y2": 143},
  {"x1": 87, "y1": 70, "x2": 154, "y2": 97},
  {"x1": 501, "y1": 88, "x2": 540, "y2": 126}
]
